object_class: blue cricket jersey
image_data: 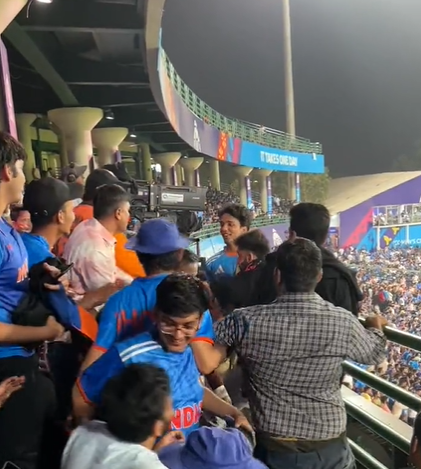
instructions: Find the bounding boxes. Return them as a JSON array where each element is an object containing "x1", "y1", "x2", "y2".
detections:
[
  {"x1": 0, "y1": 218, "x2": 30, "y2": 358},
  {"x1": 94, "y1": 274, "x2": 214, "y2": 352},
  {"x1": 20, "y1": 232, "x2": 97, "y2": 342},
  {"x1": 205, "y1": 249, "x2": 238, "y2": 281},
  {"x1": 78, "y1": 331, "x2": 204, "y2": 436}
]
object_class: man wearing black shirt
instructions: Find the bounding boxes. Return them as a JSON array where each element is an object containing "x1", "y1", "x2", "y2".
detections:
[{"x1": 289, "y1": 203, "x2": 362, "y2": 316}]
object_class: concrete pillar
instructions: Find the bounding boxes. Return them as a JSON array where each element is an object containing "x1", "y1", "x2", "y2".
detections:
[
  {"x1": 48, "y1": 107, "x2": 103, "y2": 176},
  {"x1": 234, "y1": 166, "x2": 252, "y2": 206},
  {"x1": 0, "y1": 0, "x2": 27, "y2": 34},
  {"x1": 209, "y1": 158, "x2": 220, "y2": 190},
  {"x1": 16, "y1": 113, "x2": 36, "y2": 183},
  {"x1": 179, "y1": 157, "x2": 203, "y2": 187},
  {"x1": 139, "y1": 143, "x2": 152, "y2": 182},
  {"x1": 254, "y1": 169, "x2": 272, "y2": 213},
  {"x1": 92, "y1": 127, "x2": 128, "y2": 167},
  {"x1": 153, "y1": 152, "x2": 181, "y2": 185},
  {"x1": 175, "y1": 164, "x2": 183, "y2": 186}
]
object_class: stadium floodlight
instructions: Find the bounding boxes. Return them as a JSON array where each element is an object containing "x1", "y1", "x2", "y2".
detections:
[{"x1": 36, "y1": 0, "x2": 53, "y2": 3}]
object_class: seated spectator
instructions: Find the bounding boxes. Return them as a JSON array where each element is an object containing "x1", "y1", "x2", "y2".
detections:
[
  {"x1": 62, "y1": 364, "x2": 181, "y2": 469},
  {"x1": 159, "y1": 426, "x2": 267, "y2": 469},
  {"x1": 10, "y1": 205, "x2": 31, "y2": 233}
]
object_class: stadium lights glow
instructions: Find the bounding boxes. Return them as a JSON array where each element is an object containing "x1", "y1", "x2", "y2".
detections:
[{"x1": 36, "y1": 0, "x2": 53, "y2": 3}]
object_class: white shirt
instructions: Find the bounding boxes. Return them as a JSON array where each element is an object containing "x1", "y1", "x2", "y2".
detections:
[
  {"x1": 62, "y1": 421, "x2": 167, "y2": 469},
  {"x1": 63, "y1": 218, "x2": 132, "y2": 296}
]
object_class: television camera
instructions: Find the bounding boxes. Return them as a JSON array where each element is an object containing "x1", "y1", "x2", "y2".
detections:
[{"x1": 103, "y1": 163, "x2": 207, "y2": 237}]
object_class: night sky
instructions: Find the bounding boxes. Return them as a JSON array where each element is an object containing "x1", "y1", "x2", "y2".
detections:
[{"x1": 162, "y1": 0, "x2": 421, "y2": 178}]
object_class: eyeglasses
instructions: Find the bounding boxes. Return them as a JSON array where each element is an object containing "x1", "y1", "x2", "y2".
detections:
[{"x1": 159, "y1": 318, "x2": 200, "y2": 335}]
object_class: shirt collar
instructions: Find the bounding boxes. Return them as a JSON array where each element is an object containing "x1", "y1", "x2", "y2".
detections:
[{"x1": 86, "y1": 218, "x2": 116, "y2": 245}]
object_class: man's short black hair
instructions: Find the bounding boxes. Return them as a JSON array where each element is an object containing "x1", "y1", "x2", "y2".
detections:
[
  {"x1": 218, "y1": 203, "x2": 251, "y2": 229},
  {"x1": 93, "y1": 184, "x2": 131, "y2": 220},
  {"x1": 289, "y1": 203, "x2": 330, "y2": 246},
  {"x1": 99, "y1": 364, "x2": 170, "y2": 444},
  {"x1": 235, "y1": 229, "x2": 270, "y2": 260},
  {"x1": 83, "y1": 169, "x2": 119, "y2": 202},
  {"x1": 181, "y1": 249, "x2": 199, "y2": 266},
  {"x1": 275, "y1": 237, "x2": 322, "y2": 292},
  {"x1": 137, "y1": 251, "x2": 180, "y2": 276},
  {"x1": 0, "y1": 132, "x2": 26, "y2": 181},
  {"x1": 10, "y1": 205, "x2": 27, "y2": 222},
  {"x1": 156, "y1": 273, "x2": 209, "y2": 318}
]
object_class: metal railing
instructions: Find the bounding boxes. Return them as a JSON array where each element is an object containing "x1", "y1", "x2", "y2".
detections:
[
  {"x1": 192, "y1": 214, "x2": 288, "y2": 240},
  {"x1": 160, "y1": 48, "x2": 323, "y2": 155},
  {"x1": 342, "y1": 323, "x2": 421, "y2": 468}
]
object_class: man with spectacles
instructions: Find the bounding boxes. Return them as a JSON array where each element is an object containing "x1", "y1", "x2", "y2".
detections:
[
  {"x1": 72, "y1": 274, "x2": 252, "y2": 437},
  {"x1": 79, "y1": 219, "x2": 218, "y2": 376}
]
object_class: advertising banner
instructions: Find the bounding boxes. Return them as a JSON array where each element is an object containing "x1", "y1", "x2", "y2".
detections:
[{"x1": 158, "y1": 42, "x2": 325, "y2": 174}]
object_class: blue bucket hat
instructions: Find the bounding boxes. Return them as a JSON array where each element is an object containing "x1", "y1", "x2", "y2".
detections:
[
  {"x1": 158, "y1": 427, "x2": 267, "y2": 469},
  {"x1": 125, "y1": 218, "x2": 190, "y2": 255}
]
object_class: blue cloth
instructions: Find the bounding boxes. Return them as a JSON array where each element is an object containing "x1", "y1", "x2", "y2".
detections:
[
  {"x1": 205, "y1": 249, "x2": 238, "y2": 280},
  {"x1": 0, "y1": 218, "x2": 31, "y2": 358},
  {"x1": 94, "y1": 274, "x2": 214, "y2": 351},
  {"x1": 125, "y1": 219, "x2": 189, "y2": 254},
  {"x1": 79, "y1": 331, "x2": 204, "y2": 437},
  {"x1": 21, "y1": 232, "x2": 94, "y2": 340},
  {"x1": 20, "y1": 233, "x2": 53, "y2": 269},
  {"x1": 158, "y1": 427, "x2": 267, "y2": 469}
]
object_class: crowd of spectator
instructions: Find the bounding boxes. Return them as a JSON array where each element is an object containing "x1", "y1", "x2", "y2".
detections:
[
  {"x1": 338, "y1": 248, "x2": 421, "y2": 422},
  {"x1": 5, "y1": 128, "x2": 421, "y2": 469},
  {"x1": 204, "y1": 188, "x2": 240, "y2": 224}
]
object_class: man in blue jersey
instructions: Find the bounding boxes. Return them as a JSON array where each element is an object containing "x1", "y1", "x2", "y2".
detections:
[
  {"x1": 21, "y1": 178, "x2": 117, "y2": 334},
  {"x1": 0, "y1": 132, "x2": 65, "y2": 469},
  {"x1": 205, "y1": 203, "x2": 251, "y2": 281},
  {"x1": 80, "y1": 218, "x2": 220, "y2": 376},
  {"x1": 73, "y1": 274, "x2": 252, "y2": 437}
]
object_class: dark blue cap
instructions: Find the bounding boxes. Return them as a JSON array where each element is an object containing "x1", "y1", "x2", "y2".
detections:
[
  {"x1": 158, "y1": 427, "x2": 267, "y2": 469},
  {"x1": 125, "y1": 218, "x2": 190, "y2": 255}
]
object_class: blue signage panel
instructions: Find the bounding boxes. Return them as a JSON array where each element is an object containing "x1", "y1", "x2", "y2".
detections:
[{"x1": 239, "y1": 142, "x2": 325, "y2": 174}]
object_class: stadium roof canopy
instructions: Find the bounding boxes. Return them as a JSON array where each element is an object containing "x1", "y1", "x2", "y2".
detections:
[{"x1": 326, "y1": 171, "x2": 421, "y2": 215}]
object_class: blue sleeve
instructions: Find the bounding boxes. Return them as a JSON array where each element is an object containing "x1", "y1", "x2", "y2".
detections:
[
  {"x1": 77, "y1": 346, "x2": 124, "y2": 405},
  {"x1": 47, "y1": 288, "x2": 97, "y2": 342},
  {"x1": 193, "y1": 310, "x2": 215, "y2": 343},
  {"x1": 94, "y1": 293, "x2": 121, "y2": 351},
  {"x1": 47, "y1": 287, "x2": 81, "y2": 329}
]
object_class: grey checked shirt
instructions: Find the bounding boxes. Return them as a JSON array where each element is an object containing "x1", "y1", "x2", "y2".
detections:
[{"x1": 215, "y1": 292, "x2": 386, "y2": 441}]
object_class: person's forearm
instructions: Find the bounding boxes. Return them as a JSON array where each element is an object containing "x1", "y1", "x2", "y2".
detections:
[
  {"x1": 72, "y1": 385, "x2": 94, "y2": 423},
  {"x1": 191, "y1": 342, "x2": 227, "y2": 375},
  {"x1": 205, "y1": 370, "x2": 224, "y2": 390},
  {"x1": 0, "y1": 323, "x2": 52, "y2": 344},
  {"x1": 202, "y1": 387, "x2": 239, "y2": 418}
]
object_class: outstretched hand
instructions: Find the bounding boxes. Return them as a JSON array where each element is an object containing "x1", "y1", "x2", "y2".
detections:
[{"x1": 0, "y1": 376, "x2": 25, "y2": 408}]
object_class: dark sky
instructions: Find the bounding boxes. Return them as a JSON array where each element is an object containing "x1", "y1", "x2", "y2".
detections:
[{"x1": 161, "y1": 0, "x2": 421, "y2": 178}]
